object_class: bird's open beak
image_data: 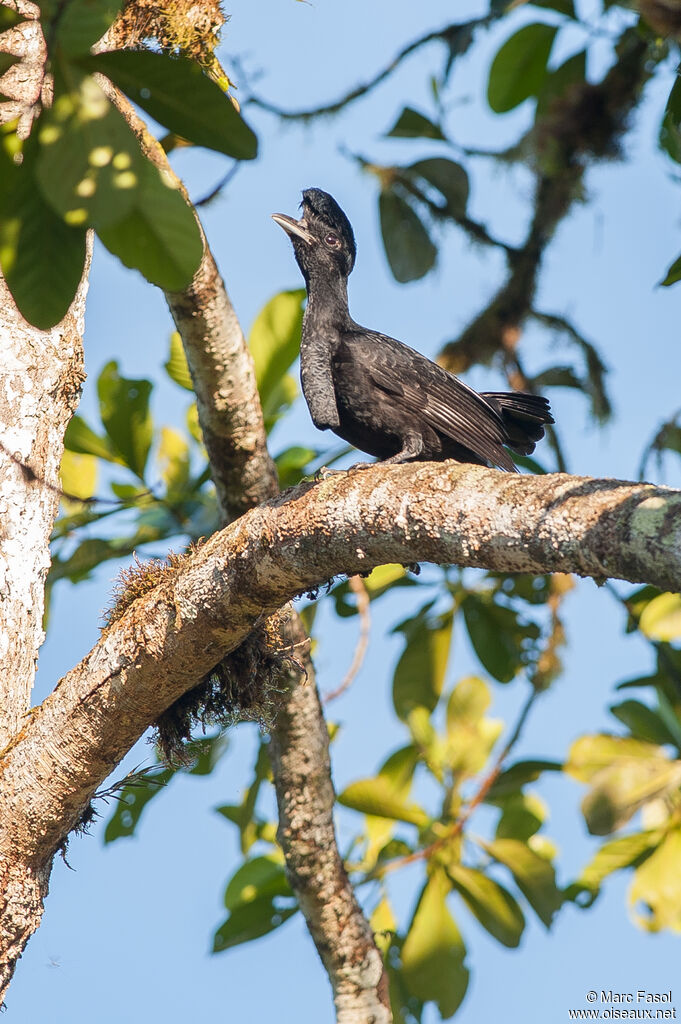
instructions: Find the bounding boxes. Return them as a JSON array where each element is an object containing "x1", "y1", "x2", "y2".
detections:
[{"x1": 272, "y1": 213, "x2": 314, "y2": 245}]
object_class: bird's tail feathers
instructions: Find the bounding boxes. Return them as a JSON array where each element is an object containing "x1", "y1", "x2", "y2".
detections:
[{"x1": 481, "y1": 392, "x2": 554, "y2": 456}]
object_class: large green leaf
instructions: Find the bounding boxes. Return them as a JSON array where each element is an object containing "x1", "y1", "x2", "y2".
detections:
[
  {"x1": 486, "y1": 758, "x2": 562, "y2": 799},
  {"x1": 392, "y1": 607, "x2": 453, "y2": 720},
  {"x1": 386, "y1": 107, "x2": 446, "y2": 140},
  {"x1": 446, "y1": 676, "x2": 503, "y2": 776},
  {"x1": 64, "y1": 414, "x2": 122, "y2": 463},
  {"x1": 0, "y1": 7, "x2": 23, "y2": 30},
  {"x1": 401, "y1": 869, "x2": 469, "y2": 1018},
  {"x1": 379, "y1": 190, "x2": 437, "y2": 284},
  {"x1": 483, "y1": 837, "x2": 561, "y2": 927},
  {"x1": 0, "y1": 137, "x2": 87, "y2": 330},
  {"x1": 41, "y1": 0, "x2": 122, "y2": 55},
  {"x1": 97, "y1": 158, "x2": 203, "y2": 291},
  {"x1": 97, "y1": 361, "x2": 153, "y2": 478},
  {"x1": 487, "y1": 23, "x2": 558, "y2": 113},
  {"x1": 36, "y1": 69, "x2": 147, "y2": 228},
  {"x1": 609, "y1": 699, "x2": 678, "y2": 747},
  {"x1": 85, "y1": 50, "x2": 258, "y2": 159},
  {"x1": 338, "y1": 776, "x2": 429, "y2": 827},
  {"x1": 248, "y1": 288, "x2": 305, "y2": 415},
  {"x1": 448, "y1": 863, "x2": 525, "y2": 948}
]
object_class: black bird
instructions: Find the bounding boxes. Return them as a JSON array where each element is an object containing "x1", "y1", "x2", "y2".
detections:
[{"x1": 272, "y1": 188, "x2": 553, "y2": 471}]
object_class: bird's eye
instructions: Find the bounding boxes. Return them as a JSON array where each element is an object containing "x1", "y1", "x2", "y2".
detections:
[{"x1": 325, "y1": 233, "x2": 340, "y2": 247}]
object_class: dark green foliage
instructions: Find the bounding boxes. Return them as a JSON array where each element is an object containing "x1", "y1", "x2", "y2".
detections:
[
  {"x1": 379, "y1": 190, "x2": 437, "y2": 283},
  {"x1": 487, "y1": 23, "x2": 557, "y2": 113}
]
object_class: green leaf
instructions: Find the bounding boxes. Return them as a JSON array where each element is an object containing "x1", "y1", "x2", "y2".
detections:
[
  {"x1": 401, "y1": 869, "x2": 469, "y2": 1017},
  {"x1": 84, "y1": 50, "x2": 258, "y2": 159},
  {"x1": 41, "y1": 0, "x2": 122, "y2": 55},
  {"x1": 487, "y1": 23, "x2": 558, "y2": 113},
  {"x1": 536, "y1": 49, "x2": 586, "y2": 118},
  {"x1": 0, "y1": 7, "x2": 23, "y2": 30},
  {"x1": 486, "y1": 758, "x2": 562, "y2": 798},
  {"x1": 0, "y1": 136, "x2": 87, "y2": 330},
  {"x1": 659, "y1": 78, "x2": 681, "y2": 165},
  {"x1": 566, "y1": 734, "x2": 672, "y2": 783},
  {"x1": 386, "y1": 107, "x2": 446, "y2": 140},
  {"x1": 275, "y1": 445, "x2": 317, "y2": 488},
  {"x1": 36, "y1": 69, "x2": 146, "y2": 228},
  {"x1": 629, "y1": 827, "x2": 681, "y2": 931},
  {"x1": 370, "y1": 896, "x2": 397, "y2": 954},
  {"x1": 103, "y1": 767, "x2": 172, "y2": 842},
  {"x1": 364, "y1": 564, "x2": 408, "y2": 597},
  {"x1": 609, "y1": 699, "x2": 678, "y2": 747},
  {"x1": 164, "y1": 331, "x2": 194, "y2": 391},
  {"x1": 482, "y1": 838, "x2": 562, "y2": 927},
  {"x1": 64, "y1": 414, "x2": 122, "y2": 463},
  {"x1": 0, "y1": 53, "x2": 20, "y2": 75},
  {"x1": 379, "y1": 190, "x2": 437, "y2": 284},
  {"x1": 445, "y1": 676, "x2": 503, "y2": 775},
  {"x1": 213, "y1": 897, "x2": 297, "y2": 952},
  {"x1": 223, "y1": 855, "x2": 292, "y2": 910},
  {"x1": 158, "y1": 426, "x2": 190, "y2": 494},
  {"x1": 639, "y1": 593, "x2": 681, "y2": 641},
  {"x1": 495, "y1": 792, "x2": 547, "y2": 842},
  {"x1": 568, "y1": 830, "x2": 662, "y2": 902},
  {"x1": 392, "y1": 607, "x2": 453, "y2": 720},
  {"x1": 448, "y1": 864, "x2": 525, "y2": 948},
  {"x1": 407, "y1": 157, "x2": 469, "y2": 218},
  {"x1": 96, "y1": 158, "x2": 203, "y2": 291},
  {"x1": 60, "y1": 450, "x2": 98, "y2": 503},
  {"x1": 362, "y1": 745, "x2": 420, "y2": 869},
  {"x1": 529, "y1": 0, "x2": 575, "y2": 16},
  {"x1": 97, "y1": 361, "x2": 153, "y2": 478},
  {"x1": 462, "y1": 593, "x2": 539, "y2": 683},
  {"x1": 338, "y1": 777, "x2": 429, "y2": 827},
  {"x1": 249, "y1": 288, "x2": 305, "y2": 415}
]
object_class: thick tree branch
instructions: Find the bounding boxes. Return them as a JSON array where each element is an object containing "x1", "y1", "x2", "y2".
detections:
[{"x1": 2, "y1": 464, "x2": 678, "y2": 859}]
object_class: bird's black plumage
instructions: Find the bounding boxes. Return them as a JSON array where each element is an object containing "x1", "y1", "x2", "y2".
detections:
[{"x1": 272, "y1": 188, "x2": 554, "y2": 471}]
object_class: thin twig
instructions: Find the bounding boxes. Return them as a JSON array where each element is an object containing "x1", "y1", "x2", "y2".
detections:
[
  {"x1": 249, "y1": 17, "x2": 494, "y2": 121},
  {"x1": 324, "y1": 576, "x2": 371, "y2": 702}
]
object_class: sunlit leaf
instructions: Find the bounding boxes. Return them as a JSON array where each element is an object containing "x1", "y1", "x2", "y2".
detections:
[
  {"x1": 0, "y1": 137, "x2": 87, "y2": 330},
  {"x1": 364, "y1": 564, "x2": 407, "y2": 596},
  {"x1": 85, "y1": 50, "x2": 258, "y2": 159},
  {"x1": 338, "y1": 776, "x2": 429, "y2": 827},
  {"x1": 494, "y1": 792, "x2": 547, "y2": 842},
  {"x1": 639, "y1": 593, "x2": 681, "y2": 641},
  {"x1": 249, "y1": 288, "x2": 305, "y2": 416},
  {"x1": 370, "y1": 896, "x2": 397, "y2": 954},
  {"x1": 275, "y1": 445, "x2": 317, "y2": 488},
  {"x1": 97, "y1": 361, "x2": 153, "y2": 478},
  {"x1": 158, "y1": 426, "x2": 190, "y2": 494},
  {"x1": 164, "y1": 331, "x2": 194, "y2": 391},
  {"x1": 401, "y1": 869, "x2": 469, "y2": 1017},
  {"x1": 486, "y1": 758, "x2": 562, "y2": 799},
  {"x1": 567, "y1": 830, "x2": 662, "y2": 904},
  {"x1": 446, "y1": 676, "x2": 502, "y2": 775},
  {"x1": 448, "y1": 863, "x2": 525, "y2": 948},
  {"x1": 487, "y1": 23, "x2": 558, "y2": 113},
  {"x1": 629, "y1": 827, "x2": 681, "y2": 932},
  {"x1": 379, "y1": 190, "x2": 437, "y2": 284},
  {"x1": 60, "y1": 450, "x2": 98, "y2": 503}
]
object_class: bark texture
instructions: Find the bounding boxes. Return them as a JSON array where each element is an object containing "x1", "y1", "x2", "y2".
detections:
[
  {"x1": 0, "y1": 247, "x2": 91, "y2": 994},
  {"x1": 0, "y1": 260, "x2": 90, "y2": 750}
]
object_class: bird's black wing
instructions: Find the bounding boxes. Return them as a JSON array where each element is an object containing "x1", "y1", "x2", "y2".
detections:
[{"x1": 342, "y1": 329, "x2": 516, "y2": 470}]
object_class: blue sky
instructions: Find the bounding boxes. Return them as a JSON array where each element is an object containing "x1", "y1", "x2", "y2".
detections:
[{"x1": 9, "y1": 1, "x2": 681, "y2": 1021}]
